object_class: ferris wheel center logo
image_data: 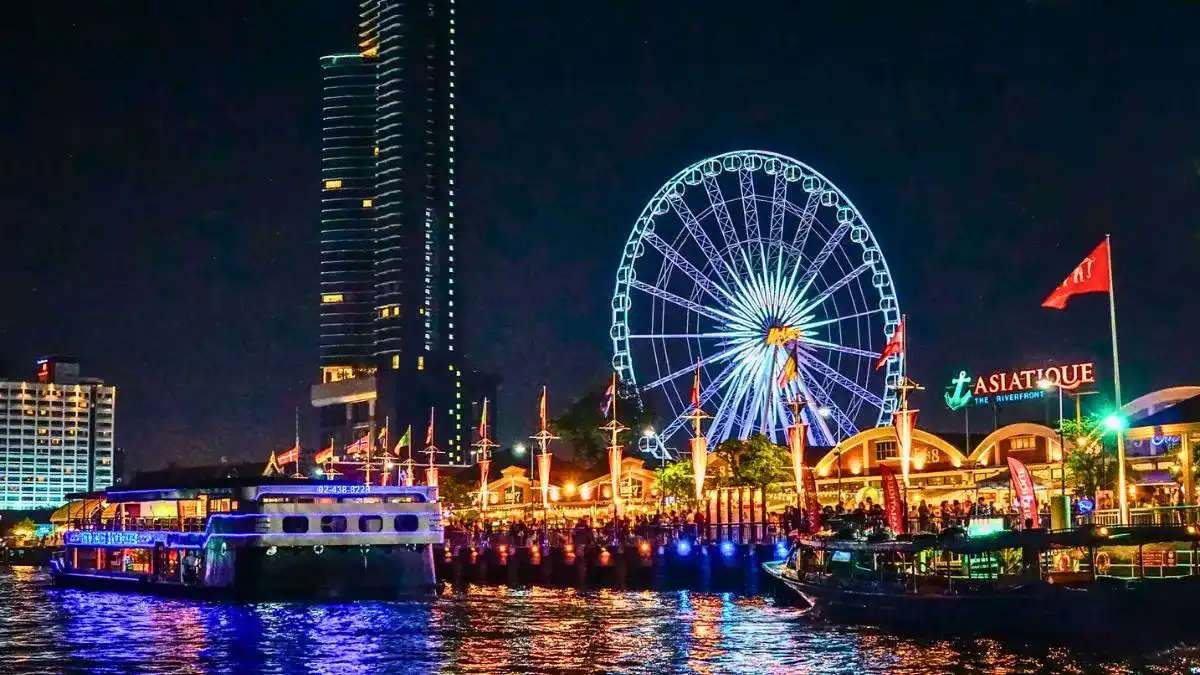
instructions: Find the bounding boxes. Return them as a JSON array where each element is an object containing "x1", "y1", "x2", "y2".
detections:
[{"x1": 766, "y1": 326, "x2": 804, "y2": 347}]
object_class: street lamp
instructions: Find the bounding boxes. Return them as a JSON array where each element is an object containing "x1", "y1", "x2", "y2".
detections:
[
  {"x1": 816, "y1": 407, "x2": 843, "y2": 503},
  {"x1": 513, "y1": 443, "x2": 533, "y2": 484},
  {"x1": 1039, "y1": 378, "x2": 1067, "y2": 500}
]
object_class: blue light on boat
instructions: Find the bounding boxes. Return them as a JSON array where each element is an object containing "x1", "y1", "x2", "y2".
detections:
[
  {"x1": 720, "y1": 541, "x2": 735, "y2": 557},
  {"x1": 676, "y1": 540, "x2": 692, "y2": 556},
  {"x1": 775, "y1": 542, "x2": 788, "y2": 559}
]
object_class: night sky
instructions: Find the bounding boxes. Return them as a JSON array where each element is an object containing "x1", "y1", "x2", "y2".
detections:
[{"x1": 1, "y1": 2, "x2": 1198, "y2": 472}]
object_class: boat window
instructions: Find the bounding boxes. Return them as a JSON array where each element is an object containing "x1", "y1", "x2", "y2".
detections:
[
  {"x1": 394, "y1": 515, "x2": 420, "y2": 532},
  {"x1": 320, "y1": 515, "x2": 348, "y2": 533},
  {"x1": 282, "y1": 516, "x2": 309, "y2": 534},
  {"x1": 387, "y1": 495, "x2": 426, "y2": 503},
  {"x1": 359, "y1": 515, "x2": 384, "y2": 533}
]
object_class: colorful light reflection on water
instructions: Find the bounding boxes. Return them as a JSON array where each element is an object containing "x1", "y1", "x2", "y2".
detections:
[{"x1": 0, "y1": 567, "x2": 1197, "y2": 673}]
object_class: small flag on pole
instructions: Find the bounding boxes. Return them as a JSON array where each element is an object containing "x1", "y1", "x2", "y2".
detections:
[
  {"x1": 539, "y1": 385, "x2": 548, "y2": 431},
  {"x1": 691, "y1": 360, "x2": 702, "y2": 408},
  {"x1": 875, "y1": 317, "x2": 905, "y2": 370},
  {"x1": 601, "y1": 373, "x2": 617, "y2": 418},
  {"x1": 394, "y1": 425, "x2": 411, "y2": 454},
  {"x1": 479, "y1": 398, "x2": 489, "y2": 440},
  {"x1": 314, "y1": 441, "x2": 334, "y2": 465},
  {"x1": 1041, "y1": 239, "x2": 1111, "y2": 310},
  {"x1": 777, "y1": 347, "x2": 799, "y2": 388},
  {"x1": 425, "y1": 409, "x2": 434, "y2": 446}
]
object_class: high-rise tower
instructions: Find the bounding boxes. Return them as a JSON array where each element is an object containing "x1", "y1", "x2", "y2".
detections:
[{"x1": 314, "y1": 1, "x2": 465, "y2": 465}]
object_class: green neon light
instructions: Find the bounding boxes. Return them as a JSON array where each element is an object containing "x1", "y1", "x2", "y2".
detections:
[{"x1": 945, "y1": 370, "x2": 972, "y2": 411}]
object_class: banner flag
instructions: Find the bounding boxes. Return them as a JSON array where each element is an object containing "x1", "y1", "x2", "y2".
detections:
[
  {"x1": 690, "y1": 436, "x2": 708, "y2": 501},
  {"x1": 1007, "y1": 455, "x2": 1040, "y2": 529},
  {"x1": 802, "y1": 466, "x2": 822, "y2": 533},
  {"x1": 893, "y1": 409, "x2": 918, "y2": 487},
  {"x1": 880, "y1": 464, "x2": 906, "y2": 534},
  {"x1": 537, "y1": 451, "x2": 552, "y2": 508},
  {"x1": 787, "y1": 423, "x2": 807, "y2": 496}
]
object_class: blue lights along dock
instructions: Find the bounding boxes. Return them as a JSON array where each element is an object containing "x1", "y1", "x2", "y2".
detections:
[{"x1": 434, "y1": 540, "x2": 788, "y2": 591}]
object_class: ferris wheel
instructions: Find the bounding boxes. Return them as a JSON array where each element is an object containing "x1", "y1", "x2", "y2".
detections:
[{"x1": 610, "y1": 150, "x2": 902, "y2": 458}]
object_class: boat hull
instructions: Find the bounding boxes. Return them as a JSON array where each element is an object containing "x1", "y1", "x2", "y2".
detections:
[
  {"x1": 763, "y1": 561, "x2": 1200, "y2": 637},
  {"x1": 53, "y1": 544, "x2": 437, "y2": 600}
]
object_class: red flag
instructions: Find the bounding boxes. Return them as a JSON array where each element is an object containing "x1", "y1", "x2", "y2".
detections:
[
  {"x1": 539, "y1": 385, "x2": 548, "y2": 431},
  {"x1": 1042, "y1": 239, "x2": 1110, "y2": 310},
  {"x1": 1007, "y1": 455, "x2": 1040, "y2": 529},
  {"x1": 314, "y1": 441, "x2": 334, "y2": 465},
  {"x1": 874, "y1": 318, "x2": 905, "y2": 370},
  {"x1": 425, "y1": 408, "x2": 434, "y2": 446},
  {"x1": 277, "y1": 446, "x2": 299, "y2": 465},
  {"x1": 777, "y1": 347, "x2": 799, "y2": 388},
  {"x1": 690, "y1": 361, "x2": 701, "y2": 408},
  {"x1": 880, "y1": 465, "x2": 906, "y2": 534}
]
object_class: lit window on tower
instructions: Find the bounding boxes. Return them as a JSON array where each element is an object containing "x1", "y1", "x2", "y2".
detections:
[
  {"x1": 321, "y1": 294, "x2": 344, "y2": 304},
  {"x1": 324, "y1": 179, "x2": 343, "y2": 189}
]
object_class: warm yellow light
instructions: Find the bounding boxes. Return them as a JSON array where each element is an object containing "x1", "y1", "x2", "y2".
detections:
[
  {"x1": 581, "y1": 485, "x2": 592, "y2": 500},
  {"x1": 638, "y1": 541, "x2": 651, "y2": 555},
  {"x1": 321, "y1": 293, "x2": 344, "y2": 304},
  {"x1": 564, "y1": 482, "x2": 576, "y2": 497},
  {"x1": 818, "y1": 466, "x2": 829, "y2": 477},
  {"x1": 391, "y1": 355, "x2": 399, "y2": 370},
  {"x1": 1188, "y1": 524, "x2": 1198, "y2": 535},
  {"x1": 498, "y1": 544, "x2": 507, "y2": 555},
  {"x1": 1076, "y1": 436, "x2": 1088, "y2": 447},
  {"x1": 951, "y1": 458, "x2": 962, "y2": 468},
  {"x1": 417, "y1": 356, "x2": 425, "y2": 371},
  {"x1": 848, "y1": 459, "x2": 862, "y2": 475},
  {"x1": 362, "y1": 199, "x2": 373, "y2": 208},
  {"x1": 324, "y1": 179, "x2": 343, "y2": 189},
  {"x1": 1099, "y1": 526, "x2": 1110, "y2": 537}
]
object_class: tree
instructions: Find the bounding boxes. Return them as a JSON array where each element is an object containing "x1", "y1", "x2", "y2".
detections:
[
  {"x1": 713, "y1": 434, "x2": 792, "y2": 524},
  {"x1": 551, "y1": 378, "x2": 659, "y2": 471},
  {"x1": 8, "y1": 517, "x2": 36, "y2": 540},
  {"x1": 1066, "y1": 445, "x2": 1118, "y2": 499},
  {"x1": 655, "y1": 459, "x2": 696, "y2": 503},
  {"x1": 438, "y1": 475, "x2": 474, "y2": 510}
]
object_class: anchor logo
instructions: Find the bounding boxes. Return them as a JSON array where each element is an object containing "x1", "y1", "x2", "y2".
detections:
[{"x1": 945, "y1": 370, "x2": 972, "y2": 411}]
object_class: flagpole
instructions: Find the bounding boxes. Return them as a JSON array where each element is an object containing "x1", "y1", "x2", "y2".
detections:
[{"x1": 1107, "y1": 234, "x2": 1128, "y2": 524}]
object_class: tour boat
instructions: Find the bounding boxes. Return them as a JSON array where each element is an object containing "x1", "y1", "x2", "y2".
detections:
[
  {"x1": 763, "y1": 522, "x2": 1200, "y2": 637},
  {"x1": 50, "y1": 478, "x2": 443, "y2": 598}
]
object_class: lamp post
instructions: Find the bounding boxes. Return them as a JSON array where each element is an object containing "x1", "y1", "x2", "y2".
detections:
[
  {"x1": 1038, "y1": 379, "x2": 1067, "y2": 499},
  {"x1": 817, "y1": 407, "x2": 841, "y2": 503}
]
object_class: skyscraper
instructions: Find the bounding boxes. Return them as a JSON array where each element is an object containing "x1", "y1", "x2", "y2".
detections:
[
  {"x1": 314, "y1": 0, "x2": 465, "y2": 464},
  {"x1": 0, "y1": 358, "x2": 116, "y2": 509}
]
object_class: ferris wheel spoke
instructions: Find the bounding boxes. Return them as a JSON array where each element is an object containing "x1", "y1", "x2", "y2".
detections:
[
  {"x1": 631, "y1": 280, "x2": 736, "y2": 324},
  {"x1": 669, "y1": 195, "x2": 739, "y2": 287},
  {"x1": 791, "y1": 221, "x2": 853, "y2": 301},
  {"x1": 769, "y1": 172, "x2": 787, "y2": 249},
  {"x1": 800, "y1": 339, "x2": 879, "y2": 360},
  {"x1": 786, "y1": 189, "x2": 821, "y2": 261},
  {"x1": 803, "y1": 308, "x2": 883, "y2": 330},
  {"x1": 794, "y1": 350, "x2": 884, "y2": 409},
  {"x1": 703, "y1": 175, "x2": 740, "y2": 252},
  {"x1": 739, "y1": 169, "x2": 764, "y2": 270},
  {"x1": 659, "y1": 356, "x2": 742, "y2": 441},
  {"x1": 643, "y1": 232, "x2": 735, "y2": 304},
  {"x1": 790, "y1": 262, "x2": 872, "y2": 320},
  {"x1": 793, "y1": 364, "x2": 858, "y2": 441},
  {"x1": 629, "y1": 332, "x2": 754, "y2": 340},
  {"x1": 640, "y1": 339, "x2": 757, "y2": 392}
]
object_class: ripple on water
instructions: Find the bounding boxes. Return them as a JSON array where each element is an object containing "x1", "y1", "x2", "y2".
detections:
[{"x1": 0, "y1": 568, "x2": 1196, "y2": 674}]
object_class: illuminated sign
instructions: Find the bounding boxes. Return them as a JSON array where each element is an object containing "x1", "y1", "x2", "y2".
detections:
[
  {"x1": 967, "y1": 517, "x2": 1005, "y2": 537},
  {"x1": 766, "y1": 326, "x2": 804, "y2": 347},
  {"x1": 944, "y1": 362, "x2": 1096, "y2": 410},
  {"x1": 65, "y1": 531, "x2": 161, "y2": 548}
]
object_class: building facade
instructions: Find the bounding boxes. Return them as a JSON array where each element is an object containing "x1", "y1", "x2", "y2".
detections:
[
  {"x1": 314, "y1": 0, "x2": 466, "y2": 465},
  {"x1": 0, "y1": 358, "x2": 116, "y2": 509}
]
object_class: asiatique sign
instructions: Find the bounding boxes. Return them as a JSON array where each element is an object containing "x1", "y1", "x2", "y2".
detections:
[{"x1": 945, "y1": 362, "x2": 1096, "y2": 411}]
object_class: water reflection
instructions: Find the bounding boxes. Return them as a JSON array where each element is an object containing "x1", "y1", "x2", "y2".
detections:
[{"x1": 0, "y1": 568, "x2": 1195, "y2": 673}]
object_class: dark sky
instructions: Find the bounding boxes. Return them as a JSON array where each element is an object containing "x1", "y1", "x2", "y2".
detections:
[{"x1": 1, "y1": 2, "x2": 1198, "y2": 471}]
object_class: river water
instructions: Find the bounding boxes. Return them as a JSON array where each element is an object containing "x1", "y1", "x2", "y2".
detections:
[{"x1": 0, "y1": 567, "x2": 1197, "y2": 674}]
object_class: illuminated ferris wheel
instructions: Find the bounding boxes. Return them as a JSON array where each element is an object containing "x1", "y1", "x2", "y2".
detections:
[{"x1": 610, "y1": 150, "x2": 902, "y2": 458}]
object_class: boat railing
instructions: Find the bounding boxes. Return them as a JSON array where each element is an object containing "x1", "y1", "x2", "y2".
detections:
[
  {"x1": 70, "y1": 517, "x2": 210, "y2": 533},
  {"x1": 442, "y1": 522, "x2": 791, "y2": 549},
  {"x1": 1084, "y1": 505, "x2": 1200, "y2": 527}
]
